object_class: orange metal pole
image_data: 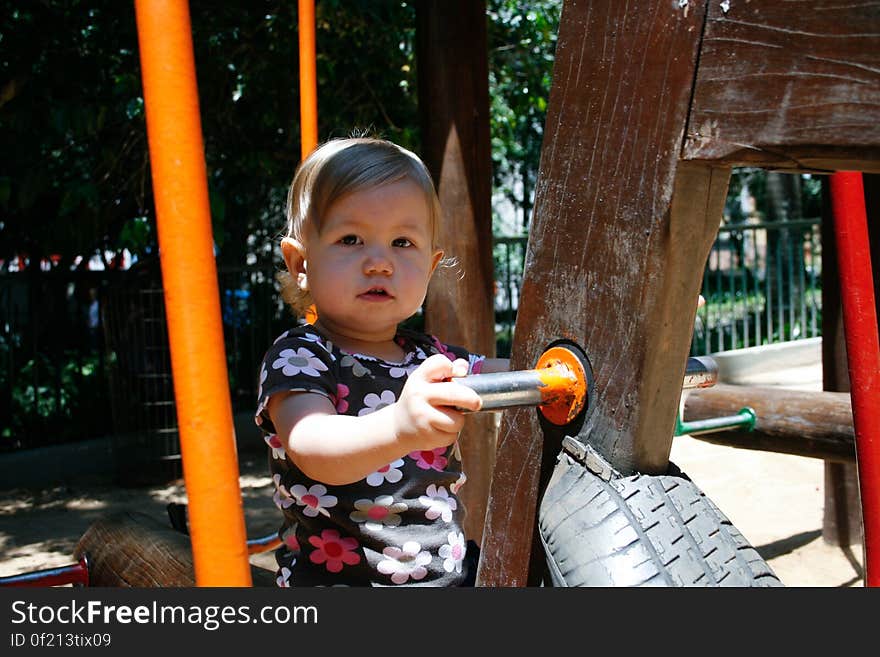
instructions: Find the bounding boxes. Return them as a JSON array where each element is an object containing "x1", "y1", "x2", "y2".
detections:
[
  {"x1": 134, "y1": 0, "x2": 252, "y2": 587},
  {"x1": 298, "y1": 0, "x2": 318, "y2": 158}
]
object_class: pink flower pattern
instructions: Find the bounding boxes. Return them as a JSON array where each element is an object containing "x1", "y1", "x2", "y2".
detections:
[
  {"x1": 409, "y1": 447, "x2": 448, "y2": 472},
  {"x1": 331, "y1": 383, "x2": 350, "y2": 413},
  {"x1": 308, "y1": 530, "x2": 361, "y2": 573},
  {"x1": 281, "y1": 525, "x2": 300, "y2": 553},
  {"x1": 430, "y1": 336, "x2": 457, "y2": 362}
]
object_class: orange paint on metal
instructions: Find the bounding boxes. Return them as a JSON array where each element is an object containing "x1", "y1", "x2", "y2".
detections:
[
  {"x1": 298, "y1": 0, "x2": 318, "y2": 159},
  {"x1": 135, "y1": 0, "x2": 251, "y2": 587},
  {"x1": 535, "y1": 346, "x2": 587, "y2": 425}
]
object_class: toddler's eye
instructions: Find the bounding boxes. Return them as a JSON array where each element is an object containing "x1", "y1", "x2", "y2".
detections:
[
  {"x1": 338, "y1": 235, "x2": 361, "y2": 246},
  {"x1": 392, "y1": 238, "x2": 413, "y2": 248}
]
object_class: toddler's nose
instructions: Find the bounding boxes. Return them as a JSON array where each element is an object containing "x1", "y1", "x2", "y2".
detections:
[{"x1": 363, "y1": 249, "x2": 393, "y2": 275}]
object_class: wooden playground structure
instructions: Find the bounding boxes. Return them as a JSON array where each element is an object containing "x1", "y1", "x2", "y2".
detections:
[{"x1": 2, "y1": 0, "x2": 879, "y2": 587}]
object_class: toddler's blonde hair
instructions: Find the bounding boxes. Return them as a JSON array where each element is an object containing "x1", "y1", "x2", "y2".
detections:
[{"x1": 279, "y1": 137, "x2": 444, "y2": 316}]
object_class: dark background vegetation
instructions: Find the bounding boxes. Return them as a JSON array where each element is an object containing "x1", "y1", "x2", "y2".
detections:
[
  {"x1": 0, "y1": 1, "x2": 563, "y2": 451},
  {"x1": 0, "y1": 1, "x2": 821, "y2": 453},
  {"x1": 0, "y1": 0, "x2": 563, "y2": 270}
]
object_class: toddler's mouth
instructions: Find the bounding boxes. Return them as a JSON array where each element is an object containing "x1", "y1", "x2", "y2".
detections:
[{"x1": 360, "y1": 287, "x2": 392, "y2": 299}]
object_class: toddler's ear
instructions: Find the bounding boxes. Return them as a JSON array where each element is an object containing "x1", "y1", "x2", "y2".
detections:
[
  {"x1": 430, "y1": 249, "x2": 444, "y2": 275},
  {"x1": 281, "y1": 238, "x2": 309, "y2": 291},
  {"x1": 281, "y1": 237, "x2": 307, "y2": 278}
]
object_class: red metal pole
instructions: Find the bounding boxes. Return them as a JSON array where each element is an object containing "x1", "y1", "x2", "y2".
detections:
[
  {"x1": 830, "y1": 171, "x2": 880, "y2": 587},
  {"x1": 0, "y1": 555, "x2": 89, "y2": 588}
]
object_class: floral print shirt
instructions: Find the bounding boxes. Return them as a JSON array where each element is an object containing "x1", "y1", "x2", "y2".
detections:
[{"x1": 255, "y1": 324, "x2": 485, "y2": 587}]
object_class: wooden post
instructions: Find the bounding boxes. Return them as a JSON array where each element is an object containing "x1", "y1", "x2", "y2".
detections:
[
  {"x1": 477, "y1": 0, "x2": 717, "y2": 586},
  {"x1": 415, "y1": 1, "x2": 497, "y2": 546}
]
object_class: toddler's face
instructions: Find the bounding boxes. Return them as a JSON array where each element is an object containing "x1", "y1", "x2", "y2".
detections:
[{"x1": 290, "y1": 178, "x2": 442, "y2": 341}]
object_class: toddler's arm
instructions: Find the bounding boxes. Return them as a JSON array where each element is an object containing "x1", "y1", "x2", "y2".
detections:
[{"x1": 267, "y1": 354, "x2": 482, "y2": 486}]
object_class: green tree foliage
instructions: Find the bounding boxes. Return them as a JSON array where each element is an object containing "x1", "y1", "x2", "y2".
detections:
[
  {"x1": 1, "y1": 2, "x2": 146, "y2": 269},
  {"x1": 2, "y1": 1, "x2": 564, "y2": 268},
  {"x1": 487, "y1": 0, "x2": 561, "y2": 234},
  {"x1": 1, "y1": 1, "x2": 420, "y2": 271},
  {"x1": 195, "y1": 0, "x2": 420, "y2": 271}
]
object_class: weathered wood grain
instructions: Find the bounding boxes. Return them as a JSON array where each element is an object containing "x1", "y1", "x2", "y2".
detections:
[
  {"x1": 477, "y1": 0, "x2": 716, "y2": 587},
  {"x1": 75, "y1": 512, "x2": 274, "y2": 587},
  {"x1": 682, "y1": 383, "x2": 855, "y2": 462},
  {"x1": 685, "y1": 0, "x2": 880, "y2": 172},
  {"x1": 416, "y1": 0, "x2": 497, "y2": 545}
]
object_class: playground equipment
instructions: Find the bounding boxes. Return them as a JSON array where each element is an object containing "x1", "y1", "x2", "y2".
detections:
[
  {"x1": 4, "y1": 0, "x2": 878, "y2": 587},
  {"x1": 475, "y1": 0, "x2": 880, "y2": 587}
]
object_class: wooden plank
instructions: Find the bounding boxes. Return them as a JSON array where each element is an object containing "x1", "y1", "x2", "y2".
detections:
[
  {"x1": 477, "y1": 0, "x2": 716, "y2": 587},
  {"x1": 682, "y1": 383, "x2": 855, "y2": 462},
  {"x1": 685, "y1": 0, "x2": 880, "y2": 172},
  {"x1": 415, "y1": 1, "x2": 497, "y2": 545}
]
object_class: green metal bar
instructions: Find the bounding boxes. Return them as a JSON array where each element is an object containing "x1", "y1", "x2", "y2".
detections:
[
  {"x1": 718, "y1": 217, "x2": 820, "y2": 233},
  {"x1": 675, "y1": 407, "x2": 757, "y2": 437}
]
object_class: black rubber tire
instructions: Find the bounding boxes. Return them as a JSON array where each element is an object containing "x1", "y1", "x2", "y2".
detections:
[{"x1": 538, "y1": 455, "x2": 783, "y2": 587}]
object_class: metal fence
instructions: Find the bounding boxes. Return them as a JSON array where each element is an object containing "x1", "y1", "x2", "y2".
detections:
[
  {"x1": 0, "y1": 262, "x2": 290, "y2": 463},
  {"x1": 1, "y1": 215, "x2": 823, "y2": 458},
  {"x1": 493, "y1": 216, "x2": 824, "y2": 358},
  {"x1": 692, "y1": 217, "x2": 822, "y2": 355}
]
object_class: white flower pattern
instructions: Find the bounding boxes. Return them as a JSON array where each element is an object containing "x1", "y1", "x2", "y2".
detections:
[
  {"x1": 419, "y1": 484, "x2": 457, "y2": 522},
  {"x1": 439, "y1": 531, "x2": 466, "y2": 574},
  {"x1": 340, "y1": 355, "x2": 370, "y2": 377},
  {"x1": 257, "y1": 364, "x2": 268, "y2": 399},
  {"x1": 357, "y1": 390, "x2": 396, "y2": 416},
  {"x1": 264, "y1": 434, "x2": 285, "y2": 460},
  {"x1": 377, "y1": 541, "x2": 432, "y2": 584},
  {"x1": 272, "y1": 347, "x2": 328, "y2": 377},
  {"x1": 276, "y1": 566, "x2": 293, "y2": 587},
  {"x1": 388, "y1": 362, "x2": 419, "y2": 378},
  {"x1": 289, "y1": 483, "x2": 337, "y2": 518},
  {"x1": 272, "y1": 474, "x2": 294, "y2": 510},
  {"x1": 350, "y1": 495, "x2": 408, "y2": 531},
  {"x1": 366, "y1": 459, "x2": 405, "y2": 487}
]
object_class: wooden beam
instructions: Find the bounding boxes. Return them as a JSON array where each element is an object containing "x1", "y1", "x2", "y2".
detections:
[
  {"x1": 75, "y1": 512, "x2": 275, "y2": 587},
  {"x1": 684, "y1": 0, "x2": 880, "y2": 173},
  {"x1": 477, "y1": 0, "x2": 714, "y2": 587},
  {"x1": 682, "y1": 383, "x2": 855, "y2": 463},
  {"x1": 415, "y1": 1, "x2": 497, "y2": 546}
]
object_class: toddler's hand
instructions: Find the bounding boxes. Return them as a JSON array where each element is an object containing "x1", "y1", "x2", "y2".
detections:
[{"x1": 393, "y1": 354, "x2": 482, "y2": 451}]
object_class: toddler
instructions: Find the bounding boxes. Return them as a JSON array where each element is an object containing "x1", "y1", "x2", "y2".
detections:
[{"x1": 255, "y1": 137, "x2": 507, "y2": 586}]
